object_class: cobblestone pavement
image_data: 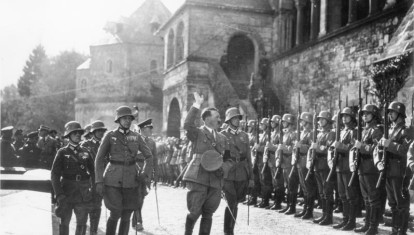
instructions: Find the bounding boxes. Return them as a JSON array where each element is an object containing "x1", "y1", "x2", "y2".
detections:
[{"x1": 1, "y1": 185, "x2": 413, "y2": 235}]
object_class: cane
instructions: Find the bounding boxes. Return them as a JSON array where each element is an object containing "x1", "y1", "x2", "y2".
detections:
[
  {"x1": 247, "y1": 193, "x2": 250, "y2": 226},
  {"x1": 155, "y1": 183, "x2": 160, "y2": 225},
  {"x1": 221, "y1": 192, "x2": 237, "y2": 225}
]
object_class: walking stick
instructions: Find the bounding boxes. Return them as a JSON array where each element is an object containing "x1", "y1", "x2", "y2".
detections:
[
  {"x1": 155, "y1": 183, "x2": 160, "y2": 225},
  {"x1": 221, "y1": 192, "x2": 237, "y2": 225},
  {"x1": 247, "y1": 192, "x2": 250, "y2": 226}
]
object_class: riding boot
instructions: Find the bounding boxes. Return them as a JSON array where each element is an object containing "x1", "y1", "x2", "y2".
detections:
[
  {"x1": 199, "y1": 217, "x2": 213, "y2": 235},
  {"x1": 333, "y1": 201, "x2": 349, "y2": 229},
  {"x1": 354, "y1": 204, "x2": 370, "y2": 233},
  {"x1": 230, "y1": 208, "x2": 238, "y2": 234},
  {"x1": 365, "y1": 207, "x2": 379, "y2": 235},
  {"x1": 279, "y1": 193, "x2": 290, "y2": 213},
  {"x1": 319, "y1": 199, "x2": 333, "y2": 225},
  {"x1": 258, "y1": 197, "x2": 270, "y2": 208},
  {"x1": 118, "y1": 219, "x2": 130, "y2": 235},
  {"x1": 90, "y1": 209, "x2": 101, "y2": 235},
  {"x1": 398, "y1": 209, "x2": 409, "y2": 235},
  {"x1": 313, "y1": 199, "x2": 326, "y2": 223},
  {"x1": 391, "y1": 209, "x2": 399, "y2": 235},
  {"x1": 185, "y1": 215, "x2": 196, "y2": 235},
  {"x1": 302, "y1": 197, "x2": 314, "y2": 220},
  {"x1": 246, "y1": 196, "x2": 257, "y2": 206},
  {"x1": 342, "y1": 203, "x2": 356, "y2": 230},
  {"x1": 295, "y1": 196, "x2": 307, "y2": 218},
  {"x1": 285, "y1": 193, "x2": 297, "y2": 215},
  {"x1": 75, "y1": 225, "x2": 87, "y2": 235},
  {"x1": 334, "y1": 199, "x2": 343, "y2": 213},
  {"x1": 106, "y1": 218, "x2": 118, "y2": 235},
  {"x1": 224, "y1": 208, "x2": 232, "y2": 235},
  {"x1": 59, "y1": 225, "x2": 69, "y2": 235}
]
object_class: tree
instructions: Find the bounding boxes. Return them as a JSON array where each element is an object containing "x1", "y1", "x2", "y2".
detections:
[{"x1": 17, "y1": 45, "x2": 48, "y2": 97}]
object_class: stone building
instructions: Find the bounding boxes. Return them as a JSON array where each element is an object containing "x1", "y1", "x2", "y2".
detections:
[
  {"x1": 75, "y1": 0, "x2": 171, "y2": 132},
  {"x1": 157, "y1": 0, "x2": 413, "y2": 137}
]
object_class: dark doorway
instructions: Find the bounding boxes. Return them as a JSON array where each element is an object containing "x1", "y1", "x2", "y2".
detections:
[
  {"x1": 221, "y1": 34, "x2": 255, "y2": 99},
  {"x1": 167, "y1": 98, "x2": 181, "y2": 138}
]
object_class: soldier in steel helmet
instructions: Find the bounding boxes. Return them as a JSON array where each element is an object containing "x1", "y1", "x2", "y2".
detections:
[
  {"x1": 245, "y1": 119, "x2": 261, "y2": 206},
  {"x1": 220, "y1": 107, "x2": 254, "y2": 235},
  {"x1": 351, "y1": 104, "x2": 383, "y2": 234},
  {"x1": 272, "y1": 113, "x2": 297, "y2": 214},
  {"x1": 374, "y1": 101, "x2": 411, "y2": 234},
  {"x1": 95, "y1": 106, "x2": 153, "y2": 235},
  {"x1": 80, "y1": 120, "x2": 107, "y2": 235},
  {"x1": 82, "y1": 124, "x2": 93, "y2": 142},
  {"x1": 252, "y1": 117, "x2": 272, "y2": 208},
  {"x1": 51, "y1": 121, "x2": 94, "y2": 235},
  {"x1": 329, "y1": 107, "x2": 358, "y2": 230},
  {"x1": 132, "y1": 118, "x2": 158, "y2": 231},
  {"x1": 293, "y1": 112, "x2": 317, "y2": 219},
  {"x1": 183, "y1": 92, "x2": 229, "y2": 235},
  {"x1": 309, "y1": 110, "x2": 336, "y2": 225}
]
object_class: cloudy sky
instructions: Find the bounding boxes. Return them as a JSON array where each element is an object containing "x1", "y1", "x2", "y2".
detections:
[{"x1": 0, "y1": 0, "x2": 184, "y2": 89}]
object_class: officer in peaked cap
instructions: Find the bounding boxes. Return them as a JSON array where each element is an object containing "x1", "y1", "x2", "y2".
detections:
[
  {"x1": 37, "y1": 124, "x2": 58, "y2": 169},
  {"x1": 132, "y1": 118, "x2": 158, "y2": 232},
  {"x1": 80, "y1": 120, "x2": 107, "y2": 235},
  {"x1": 183, "y1": 92, "x2": 229, "y2": 235},
  {"x1": 95, "y1": 106, "x2": 153, "y2": 235},
  {"x1": 13, "y1": 129, "x2": 24, "y2": 151},
  {"x1": 1, "y1": 126, "x2": 17, "y2": 167},
  {"x1": 17, "y1": 131, "x2": 41, "y2": 168},
  {"x1": 51, "y1": 121, "x2": 94, "y2": 235},
  {"x1": 221, "y1": 107, "x2": 253, "y2": 234}
]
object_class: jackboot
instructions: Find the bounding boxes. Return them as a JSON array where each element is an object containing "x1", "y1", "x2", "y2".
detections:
[
  {"x1": 398, "y1": 209, "x2": 409, "y2": 235},
  {"x1": 342, "y1": 203, "x2": 356, "y2": 231},
  {"x1": 229, "y1": 208, "x2": 238, "y2": 234},
  {"x1": 89, "y1": 209, "x2": 101, "y2": 235},
  {"x1": 106, "y1": 218, "x2": 118, "y2": 235},
  {"x1": 285, "y1": 193, "x2": 297, "y2": 215},
  {"x1": 365, "y1": 207, "x2": 380, "y2": 235},
  {"x1": 246, "y1": 197, "x2": 257, "y2": 206},
  {"x1": 224, "y1": 208, "x2": 232, "y2": 235},
  {"x1": 279, "y1": 193, "x2": 290, "y2": 213},
  {"x1": 313, "y1": 199, "x2": 326, "y2": 223},
  {"x1": 319, "y1": 200, "x2": 333, "y2": 225},
  {"x1": 75, "y1": 225, "x2": 87, "y2": 235},
  {"x1": 294, "y1": 196, "x2": 307, "y2": 218},
  {"x1": 334, "y1": 199, "x2": 343, "y2": 213},
  {"x1": 354, "y1": 204, "x2": 370, "y2": 233},
  {"x1": 333, "y1": 201, "x2": 349, "y2": 229},
  {"x1": 258, "y1": 198, "x2": 270, "y2": 208},
  {"x1": 302, "y1": 197, "x2": 314, "y2": 220},
  {"x1": 199, "y1": 217, "x2": 212, "y2": 235},
  {"x1": 59, "y1": 225, "x2": 69, "y2": 235},
  {"x1": 391, "y1": 210, "x2": 399, "y2": 235},
  {"x1": 118, "y1": 220, "x2": 130, "y2": 235},
  {"x1": 185, "y1": 215, "x2": 196, "y2": 235}
]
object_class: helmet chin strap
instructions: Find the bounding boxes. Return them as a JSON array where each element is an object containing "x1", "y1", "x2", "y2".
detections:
[{"x1": 119, "y1": 123, "x2": 129, "y2": 130}]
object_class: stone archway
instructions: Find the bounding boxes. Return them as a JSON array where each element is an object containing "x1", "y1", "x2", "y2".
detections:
[
  {"x1": 221, "y1": 34, "x2": 255, "y2": 99},
  {"x1": 167, "y1": 98, "x2": 181, "y2": 138}
]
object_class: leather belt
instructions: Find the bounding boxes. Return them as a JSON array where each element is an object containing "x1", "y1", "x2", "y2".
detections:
[
  {"x1": 229, "y1": 157, "x2": 247, "y2": 163},
  {"x1": 63, "y1": 174, "x2": 90, "y2": 181},
  {"x1": 110, "y1": 159, "x2": 136, "y2": 166}
]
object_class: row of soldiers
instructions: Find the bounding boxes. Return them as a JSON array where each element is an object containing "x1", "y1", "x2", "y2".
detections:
[
  {"x1": 1, "y1": 125, "x2": 61, "y2": 169},
  {"x1": 242, "y1": 101, "x2": 413, "y2": 235}
]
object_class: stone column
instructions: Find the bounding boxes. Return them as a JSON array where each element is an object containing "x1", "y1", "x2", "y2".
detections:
[
  {"x1": 319, "y1": 0, "x2": 327, "y2": 37},
  {"x1": 310, "y1": 0, "x2": 320, "y2": 40},
  {"x1": 347, "y1": 0, "x2": 357, "y2": 25},
  {"x1": 295, "y1": 0, "x2": 306, "y2": 45},
  {"x1": 368, "y1": 0, "x2": 379, "y2": 16}
]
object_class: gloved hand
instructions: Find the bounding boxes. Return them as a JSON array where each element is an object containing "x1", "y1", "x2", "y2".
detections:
[
  {"x1": 96, "y1": 182, "x2": 104, "y2": 196},
  {"x1": 56, "y1": 194, "x2": 66, "y2": 204}
]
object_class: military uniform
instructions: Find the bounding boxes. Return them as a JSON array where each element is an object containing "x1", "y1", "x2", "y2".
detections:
[
  {"x1": 1, "y1": 126, "x2": 17, "y2": 167},
  {"x1": 17, "y1": 131, "x2": 42, "y2": 168},
  {"x1": 51, "y1": 121, "x2": 94, "y2": 235},
  {"x1": 265, "y1": 127, "x2": 283, "y2": 210},
  {"x1": 37, "y1": 129, "x2": 59, "y2": 169},
  {"x1": 374, "y1": 102, "x2": 411, "y2": 234},
  {"x1": 183, "y1": 105, "x2": 228, "y2": 235},
  {"x1": 221, "y1": 123, "x2": 253, "y2": 234}
]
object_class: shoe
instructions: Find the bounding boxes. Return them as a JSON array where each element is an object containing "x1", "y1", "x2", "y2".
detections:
[
  {"x1": 134, "y1": 222, "x2": 144, "y2": 231},
  {"x1": 270, "y1": 203, "x2": 282, "y2": 210},
  {"x1": 333, "y1": 219, "x2": 348, "y2": 229},
  {"x1": 319, "y1": 214, "x2": 333, "y2": 225}
]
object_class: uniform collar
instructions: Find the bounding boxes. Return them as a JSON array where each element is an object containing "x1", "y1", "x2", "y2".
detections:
[
  {"x1": 118, "y1": 128, "x2": 130, "y2": 135},
  {"x1": 227, "y1": 127, "x2": 239, "y2": 135},
  {"x1": 68, "y1": 142, "x2": 79, "y2": 151},
  {"x1": 92, "y1": 137, "x2": 100, "y2": 144}
]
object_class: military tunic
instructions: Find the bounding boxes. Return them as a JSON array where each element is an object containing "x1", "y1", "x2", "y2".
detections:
[{"x1": 37, "y1": 135, "x2": 58, "y2": 169}]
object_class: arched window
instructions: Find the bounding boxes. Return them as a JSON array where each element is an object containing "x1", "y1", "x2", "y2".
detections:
[
  {"x1": 106, "y1": 60, "x2": 112, "y2": 73},
  {"x1": 167, "y1": 29, "x2": 175, "y2": 69},
  {"x1": 175, "y1": 22, "x2": 185, "y2": 63},
  {"x1": 81, "y1": 79, "x2": 87, "y2": 93},
  {"x1": 150, "y1": 60, "x2": 157, "y2": 74}
]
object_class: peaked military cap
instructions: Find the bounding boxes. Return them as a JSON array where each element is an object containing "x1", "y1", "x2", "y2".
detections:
[
  {"x1": 138, "y1": 119, "x2": 153, "y2": 129},
  {"x1": 27, "y1": 131, "x2": 39, "y2": 138}
]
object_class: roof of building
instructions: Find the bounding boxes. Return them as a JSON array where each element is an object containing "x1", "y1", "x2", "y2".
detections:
[
  {"x1": 381, "y1": 3, "x2": 414, "y2": 59},
  {"x1": 186, "y1": 0, "x2": 272, "y2": 11},
  {"x1": 77, "y1": 58, "x2": 91, "y2": 70}
]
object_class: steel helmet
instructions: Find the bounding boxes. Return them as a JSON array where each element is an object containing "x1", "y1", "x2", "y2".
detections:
[
  {"x1": 64, "y1": 121, "x2": 84, "y2": 138},
  {"x1": 91, "y1": 120, "x2": 107, "y2": 132},
  {"x1": 282, "y1": 114, "x2": 295, "y2": 124},
  {"x1": 300, "y1": 112, "x2": 313, "y2": 123},
  {"x1": 317, "y1": 111, "x2": 332, "y2": 121},
  {"x1": 247, "y1": 120, "x2": 257, "y2": 127},
  {"x1": 362, "y1": 104, "x2": 379, "y2": 116},
  {"x1": 83, "y1": 124, "x2": 92, "y2": 136},
  {"x1": 388, "y1": 101, "x2": 406, "y2": 118},
  {"x1": 271, "y1": 115, "x2": 281, "y2": 123},
  {"x1": 331, "y1": 114, "x2": 337, "y2": 122},
  {"x1": 340, "y1": 107, "x2": 356, "y2": 118},
  {"x1": 260, "y1": 118, "x2": 270, "y2": 126},
  {"x1": 115, "y1": 106, "x2": 135, "y2": 122},
  {"x1": 224, "y1": 107, "x2": 242, "y2": 123}
]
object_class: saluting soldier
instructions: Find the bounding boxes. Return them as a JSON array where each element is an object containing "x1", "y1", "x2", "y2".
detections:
[
  {"x1": 95, "y1": 106, "x2": 153, "y2": 235},
  {"x1": 183, "y1": 92, "x2": 229, "y2": 235},
  {"x1": 37, "y1": 125, "x2": 59, "y2": 169},
  {"x1": 374, "y1": 101, "x2": 411, "y2": 235},
  {"x1": 132, "y1": 118, "x2": 157, "y2": 231},
  {"x1": 1, "y1": 126, "x2": 17, "y2": 167},
  {"x1": 293, "y1": 112, "x2": 317, "y2": 219},
  {"x1": 351, "y1": 104, "x2": 383, "y2": 234},
  {"x1": 329, "y1": 107, "x2": 358, "y2": 230},
  {"x1": 220, "y1": 107, "x2": 253, "y2": 235},
  {"x1": 80, "y1": 120, "x2": 107, "y2": 235},
  {"x1": 17, "y1": 131, "x2": 42, "y2": 168},
  {"x1": 308, "y1": 111, "x2": 336, "y2": 225},
  {"x1": 51, "y1": 121, "x2": 94, "y2": 235}
]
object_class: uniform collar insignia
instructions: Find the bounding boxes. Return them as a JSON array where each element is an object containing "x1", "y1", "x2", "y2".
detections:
[
  {"x1": 118, "y1": 128, "x2": 130, "y2": 135},
  {"x1": 228, "y1": 127, "x2": 239, "y2": 135}
]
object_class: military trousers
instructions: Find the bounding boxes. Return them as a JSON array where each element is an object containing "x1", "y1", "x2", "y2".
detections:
[
  {"x1": 186, "y1": 182, "x2": 221, "y2": 221},
  {"x1": 315, "y1": 170, "x2": 335, "y2": 202},
  {"x1": 337, "y1": 171, "x2": 359, "y2": 206},
  {"x1": 359, "y1": 173, "x2": 382, "y2": 209},
  {"x1": 298, "y1": 167, "x2": 317, "y2": 199},
  {"x1": 60, "y1": 202, "x2": 90, "y2": 226}
]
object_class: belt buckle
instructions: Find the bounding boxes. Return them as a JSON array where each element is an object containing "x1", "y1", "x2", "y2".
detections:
[{"x1": 76, "y1": 175, "x2": 81, "y2": 181}]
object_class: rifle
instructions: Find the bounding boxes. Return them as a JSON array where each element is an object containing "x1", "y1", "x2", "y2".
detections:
[
  {"x1": 326, "y1": 86, "x2": 342, "y2": 182},
  {"x1": 289, "y1": 92, "x2": 301, "y2": 179},
  {"x1": 349, "y1": 82, "x2": 363, "y2": 187},
  {"x1": 376, "y1": 102, "x2": 389, "y2": 188},
  {"x1": 305, "y1": 104, "x2": 318, "y2": 181},
  {"x1": 274, "y1": 118, "x2": 284, "y2": 178},
  {"x1": 261, "y1": 110, "x2": 272, "y2": 175}
]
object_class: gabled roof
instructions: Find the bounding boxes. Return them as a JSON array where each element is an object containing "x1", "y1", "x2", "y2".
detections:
[{"x1": 77, "y1": 58, "x2": 91, "y2": 70}]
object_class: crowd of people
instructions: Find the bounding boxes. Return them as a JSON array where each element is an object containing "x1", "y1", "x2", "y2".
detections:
[{"x1": 1, "y1": 93, "x2": 414, "y2": 235}]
